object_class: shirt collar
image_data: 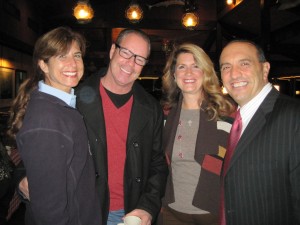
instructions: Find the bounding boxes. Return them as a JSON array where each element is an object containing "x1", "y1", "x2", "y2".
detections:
[
  {"x1": 38, "y1": 81, "x2": 76, "y2": 108},
  {"x1": 239, "y1": 82, "x2": 272, "y2": 134}
]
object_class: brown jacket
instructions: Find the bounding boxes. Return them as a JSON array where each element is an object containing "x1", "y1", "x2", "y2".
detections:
[{"x1": 162, "y1": 95, "x2": 233, "y2": 215}]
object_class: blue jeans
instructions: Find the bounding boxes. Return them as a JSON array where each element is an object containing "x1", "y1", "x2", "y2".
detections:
[{"x1": 107, "y1": 209, "x2": 125, "y2": 225}]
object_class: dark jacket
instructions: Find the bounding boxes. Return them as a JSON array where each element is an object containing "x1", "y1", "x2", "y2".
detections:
[
  {"x1": 76, "y1": 74, "x2": 168, "y2": 225},
  {"x1": 224, "y1": 88, "x2": 300, "y2": 225},
  {"x1": 16, "y1": 90, "x2": 101, "y2": 225},
  {"x1": 162, "y1": 94, "x2": 233, "y2": 215}
]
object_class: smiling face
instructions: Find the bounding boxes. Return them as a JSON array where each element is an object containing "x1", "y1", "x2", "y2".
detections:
[
  {"x1": 174, "y1": 52, "x2": 204, "y2": 97},
  {"x1": 105, "y1": 33, "x2": 149, "y2": 94},
  {"x1": 220, "y1": 42, "x2": 270, "y2": 106},
  {"x1": 39, "y1": 41, "x2": 84, "y2": 93}
]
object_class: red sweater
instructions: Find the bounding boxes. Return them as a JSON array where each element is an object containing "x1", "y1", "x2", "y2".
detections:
[{"x1": 100, "y1": 83, "x2": 133, "y2": 211}]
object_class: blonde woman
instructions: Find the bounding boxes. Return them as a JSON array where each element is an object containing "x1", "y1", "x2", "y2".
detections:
[{"x1": 160, "y1": 43, "x2": 235, "y2": 225}]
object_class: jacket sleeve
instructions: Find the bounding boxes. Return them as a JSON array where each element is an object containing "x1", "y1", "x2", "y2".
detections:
[
  {"x1": 291, "y1": 117, "x2": 300, "y2": 223},
  {"x1": 17, "y1": 129, "x2": 71, "y2": 225},
  {"x1": 135, "y1": 104, "x2": 169, "y2": 221}
]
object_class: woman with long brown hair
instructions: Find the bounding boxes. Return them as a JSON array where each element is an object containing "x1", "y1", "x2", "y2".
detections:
[{"x1": 8, "y1": 27, "x2": 101, "y2": 225}]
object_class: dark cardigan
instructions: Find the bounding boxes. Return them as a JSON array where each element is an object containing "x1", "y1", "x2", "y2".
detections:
[{"x1": 162, "y1": 95, "x2": 233, "y2": 215}]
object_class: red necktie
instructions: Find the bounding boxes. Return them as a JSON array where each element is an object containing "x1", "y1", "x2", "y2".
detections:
[{"x1": 220, "y1": 110, "x2": 242, "y2": 225}]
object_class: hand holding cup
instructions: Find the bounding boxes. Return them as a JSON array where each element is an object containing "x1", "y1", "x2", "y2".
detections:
[{"x1": 117, "y1": 215, "x2": 142, "y2": 225}]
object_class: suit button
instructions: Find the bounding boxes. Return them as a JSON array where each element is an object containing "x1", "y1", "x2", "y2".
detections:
[
  {"x1": 135, "y1": 177, "x2": 141, "y2": 183},
  {"x1": 133, "y1": 142, "x2": 139, "y2": 148},
  {"x1": 95, "y1": 172, "x2": 99, "y2": 178}
]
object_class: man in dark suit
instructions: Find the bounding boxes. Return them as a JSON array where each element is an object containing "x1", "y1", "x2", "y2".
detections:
[{"x1": 219, "y1": 40, "x2": 300, "y2": 225}]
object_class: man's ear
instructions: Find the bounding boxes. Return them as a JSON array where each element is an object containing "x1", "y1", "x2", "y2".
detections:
[
  {"x1": 262, "y1": 62, "x2": 270, "y2": 82},
  {"x1": 38, "y1": 60, "x2": 49, "y2": 74},
  {"x1": 109, "y1": 44, "x2": 117, "y2": 59}
]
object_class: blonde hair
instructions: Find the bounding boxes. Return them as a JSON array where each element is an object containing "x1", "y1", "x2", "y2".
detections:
[{"x1": 161, "y1": 43, "x2": 235, "y2": 120}]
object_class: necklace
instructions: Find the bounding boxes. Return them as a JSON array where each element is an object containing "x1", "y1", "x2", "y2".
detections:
[{"x1": 175, "y1": 109, "x2": 199, "y2": 159}]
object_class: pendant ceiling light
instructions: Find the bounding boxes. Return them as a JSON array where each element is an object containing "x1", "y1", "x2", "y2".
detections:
[
  {"x1": 182, "y1": 0, "x2": 199, "y2": 30},
  {"x1": 73, "y1": 0, "x2": 94, "y2": 24},
  {"x1": 125, "y1": 0, "x2": 143, "y2": 23},
  {"x1": 182, "y1": 12, "x2": 199, "y2": 29}
]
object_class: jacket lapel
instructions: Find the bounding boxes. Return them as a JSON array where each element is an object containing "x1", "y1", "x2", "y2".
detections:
[
  {"x1": 163, "y1": 95, "x2": 182, "y2": 163},
  {"x1": 77, "y1": 75, "x2": 106, "y2": 145},
  {"x1": 76, "y1": 75, "x2": 107, "y2": 178},
  {"x1": 126, "y1": 83, "x2": 155, "y2": 145},
  {"x1": 227, "y1": 88, "x2": 279, "y2": 173}
]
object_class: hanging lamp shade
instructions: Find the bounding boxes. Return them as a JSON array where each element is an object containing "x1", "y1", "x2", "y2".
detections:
[
  {"x1": 125, "y1": 3, "x2": 143, "y2": 23},
  {"x1": 182, "y1": 12, "x2": 199, "y2": 29},
  {"x1": 73, "y1": 0, "x2": 94, "y2": 24}
]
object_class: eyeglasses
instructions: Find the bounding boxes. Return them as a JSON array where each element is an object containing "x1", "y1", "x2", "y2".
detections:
[{"x1": 115, "y1": 44, "x2": 148, "y2": 66}]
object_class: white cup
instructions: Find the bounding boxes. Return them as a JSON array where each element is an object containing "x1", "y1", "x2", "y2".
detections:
[{"x1": 117, "y1": 215, "x2": 142, "y2": 225}]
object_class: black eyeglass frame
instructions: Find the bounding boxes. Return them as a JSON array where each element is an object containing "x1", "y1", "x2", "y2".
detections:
[{"x1": 115, "y1": 43, "x2": 148, "y2": 66}]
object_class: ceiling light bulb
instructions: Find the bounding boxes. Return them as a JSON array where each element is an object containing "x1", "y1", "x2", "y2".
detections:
[
  {"x1": 79, "y1": 9, "x2": 89, "y2": 18},
  {"x1": 227, "y1": 0, "x2": 234, "y2": 5},
  {"x1": 132, "y1": 11, "x2": 138, "y2": 19}
]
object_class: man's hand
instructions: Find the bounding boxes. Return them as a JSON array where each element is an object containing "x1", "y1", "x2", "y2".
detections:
[
  {"x1": 125, "y1": 209, "x2": 152, "y2": 225},
  {"x1": 19, "y1": 177, "x2": 30, "y2": 200}
]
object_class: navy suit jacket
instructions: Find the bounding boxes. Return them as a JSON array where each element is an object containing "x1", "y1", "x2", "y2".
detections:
[{"x1": 224, "y1": 88, "x2": 300, "y2": 225}]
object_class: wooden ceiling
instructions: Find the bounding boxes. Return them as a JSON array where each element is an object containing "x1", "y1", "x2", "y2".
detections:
[{"x1": 3, "y1": 0, "x2": 300, "y2": 78}]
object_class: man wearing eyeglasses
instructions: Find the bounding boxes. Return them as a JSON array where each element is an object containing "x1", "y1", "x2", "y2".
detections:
[{"x1": 76, "y1": 29, "x2": 168, "y2": 225}]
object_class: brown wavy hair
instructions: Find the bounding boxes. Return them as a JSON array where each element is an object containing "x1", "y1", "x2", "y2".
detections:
[
  {"x1": 7, "y1": 27, "x2": 86, "y2": 138},
  {"x1": 161, "y1": 43, "x2": 235, "y2": 120}
]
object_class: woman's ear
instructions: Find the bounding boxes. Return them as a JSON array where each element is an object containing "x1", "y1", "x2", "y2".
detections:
[{"x1": 38, "y1": 60, "x2": 49, "y2": 74}]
